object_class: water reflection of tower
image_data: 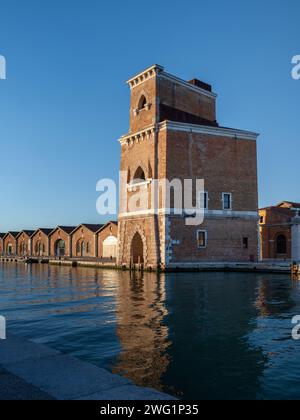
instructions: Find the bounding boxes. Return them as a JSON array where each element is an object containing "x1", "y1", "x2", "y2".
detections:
[{"x1": 112, "y1": 272, "x2": 171, "y2": 391}]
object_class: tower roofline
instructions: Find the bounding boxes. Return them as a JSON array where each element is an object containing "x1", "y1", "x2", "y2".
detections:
[
  {"x1": 127, "y1": 64, "x2": 217, "y2": 99},
  {"x1": 126, "y1": 64, "x2": 164, "y2": 87}
]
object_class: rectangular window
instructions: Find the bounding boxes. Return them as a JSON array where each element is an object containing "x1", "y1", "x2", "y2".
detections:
[
  {"x1": 199, "y1": 192, "x2": 208, "y2": 210},
  {"x1": 223, "y1": 193, "x2": 232, "y2": 210},
  {"x1": 243, "y1": 237, "x2": 249, "y2": 249},
  {"x1": 260, "y1": 216, "x2": 264, "y2": 224},
  {"x1": 197, "y1": 230, "x2": 207, "y2": 248}
]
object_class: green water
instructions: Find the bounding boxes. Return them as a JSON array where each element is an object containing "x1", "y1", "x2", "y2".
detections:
[{"x1": 0, "y1": 262, "x2": 300, "y2": 400}]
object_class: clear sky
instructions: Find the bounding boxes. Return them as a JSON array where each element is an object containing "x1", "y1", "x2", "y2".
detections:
[{"x1": 0, "y1": 0, "x2": 299, "y2": 232}]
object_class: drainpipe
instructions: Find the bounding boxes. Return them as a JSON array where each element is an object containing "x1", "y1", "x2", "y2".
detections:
[
  {"x1": 69, "y1": 235, "x2": 72, "y2": 258},
  {"x1": 94, "y1": 234, "x2": 98, "y2": 258}
]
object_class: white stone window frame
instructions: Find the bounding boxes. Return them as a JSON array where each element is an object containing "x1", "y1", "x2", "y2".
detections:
[
  {"x1": 222, "y1": 192, "x2": 232, "y2": 211},
  {"x1": 133, "y1": 94, "x2": 152, "y2": 116},
  {"x1": 197, "y1": 230, "x2": 207, "y2": 249},
  {"x1": 127, "y1": 179, "x2": 152, "y2": 192},
  {"x1": 199, "y1": 191, "x2": 209, "y2": 210}
]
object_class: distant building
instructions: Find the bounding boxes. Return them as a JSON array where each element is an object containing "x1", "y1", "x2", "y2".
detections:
[
  {"x1": 71, "y1": 224, "x2": 104, "y2": 258},
  {"x1": 31, "y1": 229, "x2": 53, "y2": 257},
  {"x1": 97, "y1": 221, "x2": 118, "y2": 259},
  {"x1": 0, "y1": 221, "x2": 118, "y2": 259},
  {"x1": 70, "y1": 222, "x2": 119, "y2": 259},
  {"x1": 16, "y1": 230, "x2": 35, "y2": 257},
  {"x1": 2, "y1": 232, "x2": 19, "y2": 256},
  {"x1": 259, "y1": 201, "x2": 300, "y2": 260},
  {"x1": 0, "y1": 233, "x2": 6, "y2": 255},
  {"x1": 49, "y1": 226, "x2": 77, "y2": 258},
  {"x1": 117, "y1": 65, "x2": 259, "y2": 269}
]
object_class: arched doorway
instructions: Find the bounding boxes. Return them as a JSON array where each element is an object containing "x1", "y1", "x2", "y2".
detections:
[
  {"x1": 7, "y1": 243, "x2": 13, "y2": 256},
  {"x1": 19, "y1": 242, "x2": 27, "y2": 256},
  {"x1": 131, "y1": 232, "x2": 144, "y2": 264},
  {"x1": 76, "y1": 240, "x2": 86, "y2": 257},
  {"x1": 55, "y1": 240, "x2": 66, "y2": 257},
  {"x1": 35, "y1": 241, "x2": 45, "y2": 257},
  {"x1": 276, "y1": 234, "x2": 287, "y2": 256},
  {"x1": 103, "y1": 236, "x2": 118, "y2": 259}
]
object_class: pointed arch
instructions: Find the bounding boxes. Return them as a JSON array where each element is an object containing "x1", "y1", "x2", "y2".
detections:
[
  {"x1": 127, "y1": 226, "x2": 148, "y2": 266},
  {"x1": 138, "y1": 95, "x2": 147, "y2": 110},
  {"x1": 133, "y1": 166, "x2": 146, "y2": 183},
  {"x1": 131, "y1": 232, "x2": 144, "y2": 264}
]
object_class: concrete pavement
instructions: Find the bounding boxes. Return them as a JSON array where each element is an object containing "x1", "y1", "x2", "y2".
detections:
[{"x1": 0, "y1": 335, "x2": 176, "y2": 401}]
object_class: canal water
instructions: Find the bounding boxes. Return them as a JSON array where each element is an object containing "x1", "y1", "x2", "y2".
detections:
[{"x1": 0, "y1": 262, "x2": 300, "y2": 400}]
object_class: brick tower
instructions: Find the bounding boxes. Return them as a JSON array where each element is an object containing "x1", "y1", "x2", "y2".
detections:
[{"x1": 117, "y1": 65, "x2": 259, "y2": 270}]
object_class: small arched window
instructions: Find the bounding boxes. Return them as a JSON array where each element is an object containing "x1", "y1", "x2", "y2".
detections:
[
  {"x1": 132, "y1": 166, "x2": 146, "y2": 184},
  {"x1": 276, "y1": 234, "x2": 287, "y2": 255},
  {"x1": 138, "y1": 95, "x2": 147, "y2": 111}
]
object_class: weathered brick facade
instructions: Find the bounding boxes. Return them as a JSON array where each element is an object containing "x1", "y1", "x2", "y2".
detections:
[
  {"x1": 259, "y1": 201, "x2": 300, "y2": 260},
  {"x1": 71, "y1": 224, "x2": 103, "y2": 258},
  {"x1": 49, "y1": 226, "x2": 76, "y2": 258},
  {"x1": 0, "y1": 234, "x2": 5, "y2": 255},
  {"x1": 16, "y1": 231, "x2": 34, "y2": 257},
  {"x1": 3, "y1": 232, "x2": 19, "y2": 256},
  {"x1": 1, "y1": 222, "x2": 118, "y2": 259},
  {"x1": 97, "y1": 221, "x2": 118, "y2": 259},
  {"x1": 31, "y1": 229, "x2": 52, "y2": 257},
  {"x1": 118, "y1": 65, "x2": 259, "y2": 269}
]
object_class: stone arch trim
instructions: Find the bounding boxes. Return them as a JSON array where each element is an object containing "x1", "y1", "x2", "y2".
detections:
[
  {"x1": 128, "y1": 160, "x2": 148, "y2": 182},
  {"x1": 274, "y1": 232, "x2": 288, "y2": 254},
  {"x1": 273, "y1": 231, "x2": 287, "y2": 241},
  {"x1": 127, "y1": 225, "x2": 148, "y2": 266}
]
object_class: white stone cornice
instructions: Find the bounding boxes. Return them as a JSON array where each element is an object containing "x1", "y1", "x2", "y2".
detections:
[
  {"x1": 127, "y1": 65, "x2": 164, "y2": 89},
  {"x1": 159, "y1": 121, "x2": 259, "y2": 141},
  {"x1": 119, "y1": 209, "x2": 259, "y2": 219},
  {"x1": 119, "y1": 126, "x2": 156, "y2": 146},
  {"x1": 119, "y1": 121, "x2": 259, "y2": 146}
]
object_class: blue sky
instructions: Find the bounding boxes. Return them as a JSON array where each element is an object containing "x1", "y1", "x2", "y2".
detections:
[{"x1": 0, "y1": 0, "x2": 299, "y2": 232}]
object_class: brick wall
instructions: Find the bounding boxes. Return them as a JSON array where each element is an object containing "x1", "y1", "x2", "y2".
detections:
[
  {"x1": 259, "y1": 208, "x2": 292, "y2": 259},
  {"x1": 71, "y1": 226, "x2": 97, "y2": 258},
  {"x1": 158, "y1": 76, "x2": 216, "y2": 123},
  {"x1": 31, "y1": 231, "x2": 50, "y2": 257},
  {"x1": 168, "y1": 216, "x2": 258, "y2": 263},
  {"x1": 16, "y1": 233, "x2": 31, "y2": 256},
  {"x1": 49, "y1": 229, "x2": 72, "y2": 257},
  {"x1": 97, "y1": 222, "x2": 118, "y2": 258},
  {"x1": 3, "y1": 234, "x2": 17, "y2": 256},
  {"x1": 165, "y1": 130, "x2": 258, "y2": 212}
]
